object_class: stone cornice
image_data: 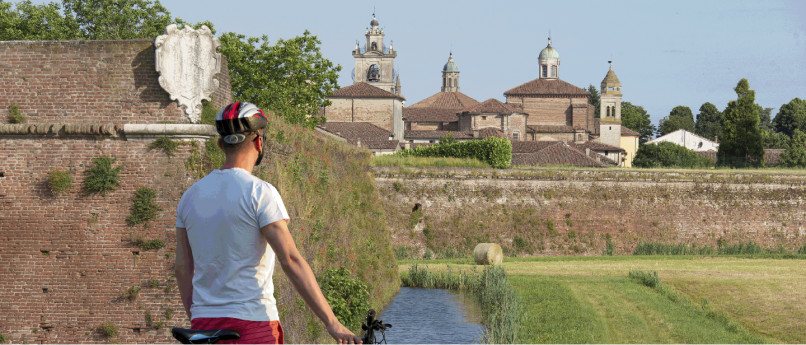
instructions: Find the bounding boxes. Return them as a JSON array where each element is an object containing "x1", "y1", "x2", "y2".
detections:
[{"x1": 0, "y1": 123, "x2": 217, "y2": 140}]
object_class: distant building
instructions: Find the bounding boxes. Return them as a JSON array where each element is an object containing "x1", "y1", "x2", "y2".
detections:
[{"x1": 646, "y1": 129, "x2": 719, "y2": 152}]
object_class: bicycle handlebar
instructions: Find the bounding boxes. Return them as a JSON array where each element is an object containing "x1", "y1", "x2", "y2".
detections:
[{"x1": 361, "y1": 309, "x2": 392, "y2": 344}]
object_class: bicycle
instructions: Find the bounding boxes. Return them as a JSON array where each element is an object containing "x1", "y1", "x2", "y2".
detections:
[{"x1": 171, "y1": 309, "x2": 392, "y2": 344}]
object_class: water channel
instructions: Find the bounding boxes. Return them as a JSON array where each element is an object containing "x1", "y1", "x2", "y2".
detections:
[{"x1": 377, "y1": 287, "x2": 485, "y2": 344}]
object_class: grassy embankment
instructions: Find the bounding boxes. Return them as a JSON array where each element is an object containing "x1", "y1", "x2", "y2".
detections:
[
  {"x1": 400, "y1": 255, "x2": 806, "y2": 343},
  {"x1": 191, "y1": 104, "x2": 399, "y2": 342}
]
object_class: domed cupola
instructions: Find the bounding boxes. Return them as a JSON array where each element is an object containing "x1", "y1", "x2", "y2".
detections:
[
  {"x1": 538, "y1": 37, "x2": 560, "y2": 79},
  {"x1": 370, "y1": 16, "x2": 379, "y2": 28},
  {"x1": 442, "y1": 52, "x2": 460, "y2": 92}
]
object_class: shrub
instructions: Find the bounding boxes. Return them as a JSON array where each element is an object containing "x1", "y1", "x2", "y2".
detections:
[
  {"x1": 48, "y1": 168, "x2": 73, "y2": 195},
  {"x1": 8, "y1": 104, "x2": 24, "y2": 123},
  {"x1": 149, "y1": 137, "x2": 180, "y2": 157},
  {"x1": 798, "y1": 243, "x2": 806, "y2": 255},
  {"x1": 148, "y1": 279, "x2": 159, "y2": 288},
  {"x1": 397, "y1": 136, "x2": 512, "y2": 169},
  {"x1": 164, "y1": 308, "x2": 174, "y2": 320},
  {"x1": 409, "y1": 209, "x2": 423, "y2": 229},
  {"x1": 99, "y1": 322, "x2": 117, "y2": 338},
  {"x1": 604, "y1": 234, "x2": 615, "y2": 256},
  {"x1": 130, "y1": 238, "x2": 165, "y2": 251},
  {"x1": 633, "y1": 142, "x2": 714, "y2": 168},
  {"x1": 83, "y1": 156, "x2": 122, "y2": 196},
  {"x1": 628, "y1": 270, "x2": 659, "y2": 288},
  {"x1": 126, "y1": 187, "x2": 161, "y2": 226},
  {"x1": 318, "y1": 267, "x2": 370, "y2": 332},
  {"x1": 0, "y1": 334, "x2": 7, "y2": 343},
  {"x1": 123, "y1": 286, "x2": 140, "y2": 301},
  {"x1": 392, "y1": 181, "x2": 403, "y2": 192}
]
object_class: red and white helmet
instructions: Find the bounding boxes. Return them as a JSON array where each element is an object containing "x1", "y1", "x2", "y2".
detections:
[{"x1": 215, "y1": 101, "x2": 268, "y2": 144}]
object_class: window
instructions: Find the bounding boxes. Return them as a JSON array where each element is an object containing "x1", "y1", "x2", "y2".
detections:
[
  {"x1": 367, "y1": 64, "x2": 381, "y2": 82},
  {"x1": 371, "y1": 42, "x2": 377, "y2": 51},
  {"x1": 513, "y1": 132, "x2": 519, "y2": 141},
  {"x1": 482, "y1": 116, "x2": 487, "y2": 120},
  {"x1": 542, "y1": 65, "x2": 548, "y2": 78},
  {"x1": 551, "y1": 65, "x2": 557, "y2": 77}
]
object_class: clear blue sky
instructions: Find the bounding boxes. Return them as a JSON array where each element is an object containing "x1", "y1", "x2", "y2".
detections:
[{"x1": 38, "y1": 0, "x2": 806, "y2": 126}]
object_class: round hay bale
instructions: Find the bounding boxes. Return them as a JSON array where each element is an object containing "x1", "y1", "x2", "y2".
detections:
[{"x1": 473, "y1": 243, "x2": 503, "y2": 265}]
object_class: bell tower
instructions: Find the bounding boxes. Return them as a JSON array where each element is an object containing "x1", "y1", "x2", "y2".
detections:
[
  {"x1": 538, "y1": 37, "x2": 560, "y2": 79},
  {"x1": 441, "y1": 52, "x2": 460, "y2": 92},
  {"x1": 598, "y1": 61, "x2": 623, "y2": 148},
  {"x1": 352, "y1": 14, "x2": 397, "y2": 93}
]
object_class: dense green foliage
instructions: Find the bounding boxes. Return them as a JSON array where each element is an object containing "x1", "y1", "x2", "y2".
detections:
[
  {"x1": 694, "y1": 102, "x2": 722, "y2": 141},
  {"x1": 396, "y1": 137, "x2": 512, "y2": 169},
  {"x1": 621, "y1": 101, "x2": 655, "y2": 143},
  {"x1": 83, "y1": 156, "x2": 122, "y2": 196},
  {"x1": 219, "y1": 31, "x2": 341, "y2": 129},
  {"x1": 587, "y1": 84, "x2": 600, "y2": 118},
  {"x1": 632, "y1": 142, "x2": 713, "y2": 168},
  {"x1": 633, "y1": 242, "x2": 717, "y2": 255},
  {"x1": 657, "y1": 105, "x2": 695, "y2": 136},
  {"x1": 47, "y1": 168, "x2": 72, "y2": 195},
  {"x1": 780, "y1": 129, "x2": 806, "y2": 167},
  {"x1": 402, "y1": 264, "x2": 521, "y2": 344},
  {"x1": 773, "y1": 98, "x2": 806, "y2": 137},
  {"x1": 718, "y1": 79, "x2": 764, "y2": 167},
  {"x1": 126, "y1": 187, "x2": 161, "y2": 226},
  {"x1": 317, "y1": 267, "x2": 370, "y2": 332},
  {"x1": 148, "y1": 137, "x2": 179, "y2": 157},
  {"x1": 761, "y1": 129, "x2": 791, "y2": 149},
  {"x1": 371, "y1": 155, "x2": 490, "y2": 168},
  {"x1": 130, "y1": 238, "x2": 165, "y2": 250}
]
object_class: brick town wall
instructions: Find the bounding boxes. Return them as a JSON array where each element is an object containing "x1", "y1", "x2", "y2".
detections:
[
  {"x1": 374, "y1": 167, "x2": 806, "y2": 257},
  {"x1": 0, "y1": 39, "x2": 232, "y2": 343}
]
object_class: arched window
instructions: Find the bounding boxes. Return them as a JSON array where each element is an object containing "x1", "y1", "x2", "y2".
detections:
[
  {"x1": 606, "y1": 106, "x2": 611, "y2": 117},
  {"x1": 371, "y1": 42, "x2": 377, "y2": 51},
  {"x1": 367, "y1": 64, "x2": 381, "y2": 82},
  {"x1": 542, "y1": 65, "x2": 548, "y2": 78},
  {"x1": 551, "y1": 65, "x2": 557, "y2": 77}
]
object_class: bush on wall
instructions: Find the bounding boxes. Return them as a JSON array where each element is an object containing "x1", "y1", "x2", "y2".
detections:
[
  {"x1": 317, "y1": 267, "x2": 370, "y2": 332},
  {"x1": 7, "y1": 104, "x2": 24, "y2": 123},
  {"x1": 633, "y1": 142, "x2": 714, "y2": 168},
  {"x1": 397, "y1": 137, "x2": 512, "y2": 169},
  {"x1": 83, "y1": 156, "x2": 123, "y2": 196},
  {"x1": 127, "y1": 187, "x2": 161, "y2": 227},
  {"x1": 48, "y1": 168, "x2": 73, "y2": 195}
]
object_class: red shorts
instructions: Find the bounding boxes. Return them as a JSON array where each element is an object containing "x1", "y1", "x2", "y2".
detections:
[{"x1": 191, "y1": 317, "x2": 284, "y2": 344}]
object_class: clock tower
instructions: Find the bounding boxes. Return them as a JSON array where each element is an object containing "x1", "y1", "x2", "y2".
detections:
[{"x1": 352, "y1": 14, "x2": 398, "y2": 93}]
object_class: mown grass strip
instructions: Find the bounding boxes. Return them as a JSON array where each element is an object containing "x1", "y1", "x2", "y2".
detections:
[{"x1": 400, "y1": 263, "x2": 521, "y2": 344}]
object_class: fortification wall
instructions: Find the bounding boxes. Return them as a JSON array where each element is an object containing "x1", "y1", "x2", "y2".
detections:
[{"x1": 375, "y1": 167, "x2": 806, "y2": 258}]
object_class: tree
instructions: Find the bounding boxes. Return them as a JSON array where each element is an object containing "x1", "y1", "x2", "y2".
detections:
[
  {"x1": 780, "y1": 129, "x2": 806, "y2": 167},
  {"x1": 717, "y1": 78, "x2": 764, "y2": 167},
  {"x1": 621, "y1": 102, "x2": 655, "y2": 143},
  {"x1": 758, "y1": 105, "x2": 774, "y2": 132},
  {"x1": 657, "y1": 105, "x2": 695, "y2": 136},
  {"x1": 1, "y1": 0, "x2": 183, "y2": 40},
  {"x1": 219, "y1": 31, "x2": 341, "y2": 129},
  {"x1": 694, "y1": 102, "x2": 722, "y2": 141},
  {"x1": 773, "y1": 98, "x2": 806, "y2": 137},
  {"x1": 587, "y1": 84, "x2": 600, "y2": 118},
  {"x1": 761, "y1": 129, "x2": 791, "y2": 149}
]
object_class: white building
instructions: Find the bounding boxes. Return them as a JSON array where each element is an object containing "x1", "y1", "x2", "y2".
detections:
[{"x1": 646, "y1": 129, "x2": 719, "y2": 152}]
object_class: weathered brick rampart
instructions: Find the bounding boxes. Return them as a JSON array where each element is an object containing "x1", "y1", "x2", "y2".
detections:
[
  {"x1": 375, "y1": 167, "x2": 806, "y2": 257},
  {"x1": 0, "y1": 39, "x2": 233, "y2": 343}
]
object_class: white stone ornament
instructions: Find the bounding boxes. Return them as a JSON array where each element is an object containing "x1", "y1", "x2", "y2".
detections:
[{"x1": 155, "y1": 24, "x2": 222, "y2": 123}]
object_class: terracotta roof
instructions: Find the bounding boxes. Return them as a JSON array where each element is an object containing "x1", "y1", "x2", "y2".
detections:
[
  {"x1": 527, "y1": 125, "x2": 575, "y2": 133},
  {"x1": 348, "y1": 139, "x2": 400, "y2": 150},
  {"x1": 621, "y1": 126, "x2": 640, "y2": 136},
  {"x1": 330, "y1": 82, "x2": 404, "y2": 100},
  {"x1": 511, "y1": 141, "x2": 564, "y2": 153},
  {"x1": 477, "y1": 127, "x2": 506, "y2": 138},
  {"x1": 511, "y1": 142, "x2": 609, "y2": 167},
  {"x1": 403, "y1": 107, "x2": 459, "y2": 123},
  {"x1": 602, "y1": 68, "x2": 621, "y2": 85},
  {"x1": 408, "y1": 91, "x2": 479, "y2": 109},
  {"x1": 404, "y1": 130, "x2": 473, "y2": 140},
  {"x1": 504, "y1": 78, "x2": 590, "y2": 97},
  {"x1": 318, "y1": 122, "x2": 391, "y2": 141},
  {"x1": 573, "y1": 141, "x2": 626, "y2": 153},
  {"x1": 459, "y1": 98, "x2": 522, "y2": 114}
]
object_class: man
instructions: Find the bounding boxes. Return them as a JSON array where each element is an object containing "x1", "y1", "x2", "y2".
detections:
[{"x1": 175, "y1": 102, "x2": 361, "y2": 344}]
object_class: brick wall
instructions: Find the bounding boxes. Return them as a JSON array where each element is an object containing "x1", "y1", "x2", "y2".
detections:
[
  {"x1": 0, "y1": 40, "x2": 232, "y2": 124},
  {"x1": 0, "y1": 39, "x2": 232, "y2": 343}
]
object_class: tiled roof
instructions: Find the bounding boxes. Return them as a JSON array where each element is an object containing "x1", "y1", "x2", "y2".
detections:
[
  {"x1": 527, "y1": 125, "x2": 575, "y2": 133},
  {"x1": 511, "y1": 142, "x2": 609, "y2": 167},
  {"x1": 477, "y1": 127, "x2": 506, "y2": 138},
  {"x1": 621, "y1": 126, "x2": 640, "y2": 136},
  {"x1": 408, "y1": 91, "x2": 479, "y2": 109},
  {"x1": 330, "y1": 82, "x2": 404, "y2": 100},
  {"x1": 403, "y1": 107, "x2": 459, "y2": 123},
  {"x1": 348, "y1": 139, "x2": 400, "y2": 150},
  {"x1": 318, "y1": 122, "x2": 391, "y2": 141},
  {"x1": 404, "y1": 130, "x2": 473, "y2": 140},
  {"x1": 511, "y1": 141, "x2": 563, "y2": 153},
  {"x1": 504, "y1": 78, "x2": 590, "y2": 97},
  {"x1": 573, "y1": 141, "x2": 626, "y2": 153},
  {"x1": 459, "y1": 98, "x2": 522, "y2": 114}
]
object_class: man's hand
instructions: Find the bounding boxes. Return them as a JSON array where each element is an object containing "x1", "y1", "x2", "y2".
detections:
[{"x1": 326, "y1": 321, "x2": 362, "y2": 344}]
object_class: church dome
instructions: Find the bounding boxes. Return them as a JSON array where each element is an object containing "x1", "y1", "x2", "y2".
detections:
[
  {"x1": 370, "y1": 17, "x2": 379, "y2": 27},
  {"x1": 443, "y1": 53, "x2": 459, "y2": 73},
  {"x1": 539, "y1": 42, "x2": 560, "y2": 60}
]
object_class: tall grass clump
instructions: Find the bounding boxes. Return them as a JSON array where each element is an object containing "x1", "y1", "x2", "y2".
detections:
[
  {"x1": 126, "y1": 187, "x2": 161, "y2": 227},
  {"x1": 717, "y1": 241, "x2": 763, "y2": 255},
  {"x1": 633, "y1": 242, "x2": 716, "y2": 255},
  {"x1": 48, "y1": 168, "x2": 73, "y2": 195},
  {"x1": 402, "y1": 263, "x2": 521, "y2": 343},
  {"x1": 83, "y1": 156, "x2": 122, "y2": 196},
  {"x1": 395, "y1": 137, "x2": 512, "y2": 169},
  {"x1": 799, "y1": 243, "x2": 806, "y2": 255}
]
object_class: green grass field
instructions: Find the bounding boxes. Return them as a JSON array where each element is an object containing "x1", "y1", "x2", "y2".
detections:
[{"x1": 400, "y1": 255, "x2": 806, "y2": 343}]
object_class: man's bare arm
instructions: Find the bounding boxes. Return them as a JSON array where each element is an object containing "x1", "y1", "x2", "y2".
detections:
[
  {"x1": 175, "y1": 227, "x2": 194, "y2": 320},
  {"x1": 260, "y1": 220, "x2": 362, "y2": 344}
]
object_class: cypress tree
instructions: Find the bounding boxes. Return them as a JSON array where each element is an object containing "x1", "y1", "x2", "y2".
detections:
[{"x1": 717, "y1": 79, "x2": 764, "y2": 167}]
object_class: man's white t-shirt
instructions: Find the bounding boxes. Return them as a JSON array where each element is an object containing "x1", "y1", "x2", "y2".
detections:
[{"x1": 176, "y1": 168, "x2": 289, "y2": 321}]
